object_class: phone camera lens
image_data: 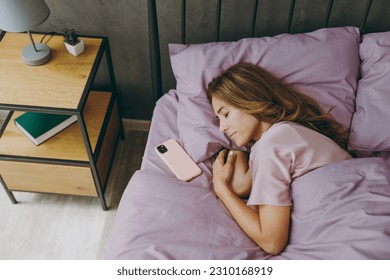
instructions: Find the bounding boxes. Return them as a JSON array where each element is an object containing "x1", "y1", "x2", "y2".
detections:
[{"x1": 157, "y1": 145, "x2": 168, "y2": 154}]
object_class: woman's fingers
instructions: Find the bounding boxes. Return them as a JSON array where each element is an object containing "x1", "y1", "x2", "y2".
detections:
[
  {"x1": 226, "y1": 150, "x2": 236, "y2": 164},
  {"x1": 215, "y1": 149, "x2": 227, "y2": 164},
  {"x1": 215, "y1": 149, "x2": 236, "y2": 165}
]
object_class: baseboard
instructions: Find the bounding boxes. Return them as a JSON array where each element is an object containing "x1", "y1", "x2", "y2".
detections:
[
  {"x1": 122, "y1": 118, "x2": 151, "y2": 131},
  {"x1": 0, "y1": 110, "x2": 9, "y2": 126},
  {"x1": 0, "y1": 110, "x2": 9, "y2": 119}
]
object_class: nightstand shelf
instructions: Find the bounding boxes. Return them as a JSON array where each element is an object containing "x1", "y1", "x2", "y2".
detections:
[
  {"x1": 0, "y1": 91, "x2": 113, "y2": 161},
  {"x1": 0, "y1": 32, "x2": 123, "y2": 210}
]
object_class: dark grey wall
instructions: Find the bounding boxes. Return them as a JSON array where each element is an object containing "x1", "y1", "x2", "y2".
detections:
[
  {"x1": 37, "y1": 0, "x2": 152, "y2": 120},
  {"x1": 4, "y1": 0, "x2": 390, "y2": 120}
]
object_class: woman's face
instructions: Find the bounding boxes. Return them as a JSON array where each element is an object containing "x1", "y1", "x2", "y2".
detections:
[{"x1": 211, "y1": 96, "x2": 270, "y2": 147}]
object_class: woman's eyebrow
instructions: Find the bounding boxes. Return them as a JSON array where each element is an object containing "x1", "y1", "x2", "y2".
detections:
[{"x1": 217, "y1": 106, "x2": 226, "y2": 115}]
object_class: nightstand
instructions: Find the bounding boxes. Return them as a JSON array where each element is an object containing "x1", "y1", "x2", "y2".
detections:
[{"x1": 0, "y1": 31, "x2": 123, "y2": 210}]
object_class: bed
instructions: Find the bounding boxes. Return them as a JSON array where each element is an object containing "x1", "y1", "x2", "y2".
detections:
[{"x1": 105, "y1": 0, "x2": 390, "y2": 259}]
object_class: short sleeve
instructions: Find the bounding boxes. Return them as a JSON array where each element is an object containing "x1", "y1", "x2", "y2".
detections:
[
  {"x1": 247, "y1": 121, "x2": 351, "y2": 206},
  {"x1": 247, "y1": 136, "x2": 293, "y2": 206}
]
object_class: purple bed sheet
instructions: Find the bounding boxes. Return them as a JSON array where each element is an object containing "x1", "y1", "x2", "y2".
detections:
[{"x1": 105, "y1": 91, "x2": 390, "y2": 260}]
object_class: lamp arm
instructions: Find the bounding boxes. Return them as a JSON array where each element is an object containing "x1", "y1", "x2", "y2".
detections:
[{"x1": 27, "y1": 30, "x2": 38, "y2": 52}]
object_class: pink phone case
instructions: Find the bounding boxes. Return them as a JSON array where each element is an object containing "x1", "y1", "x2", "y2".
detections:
[{"x1": 155, "y1": 138, "x2": 202, "y2": 182}]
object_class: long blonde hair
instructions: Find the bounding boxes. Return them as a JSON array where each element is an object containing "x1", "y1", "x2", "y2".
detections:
[{"x1": 207, "y1": 62, "x2": 348, "y2": 149}]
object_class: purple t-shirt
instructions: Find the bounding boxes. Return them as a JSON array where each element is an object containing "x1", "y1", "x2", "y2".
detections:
[{"x1": 247, "y1": 121, "x2": 351, "y2": 206}]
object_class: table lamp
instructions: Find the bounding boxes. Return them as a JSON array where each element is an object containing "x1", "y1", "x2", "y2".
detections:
[{"x1": 0, "y1": 0, "x2": 51, "y2": 66}]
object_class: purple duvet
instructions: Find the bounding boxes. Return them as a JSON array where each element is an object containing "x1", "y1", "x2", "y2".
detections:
[
  {"x1": 277, "y1": 157, "x2": 390, "y2": 259},
  {"x1": 105, "y1": 92, "x2": 390, "y2": 259},
  {"x1": 106, "y1": 157, "x2": 390, "y2": 260}
]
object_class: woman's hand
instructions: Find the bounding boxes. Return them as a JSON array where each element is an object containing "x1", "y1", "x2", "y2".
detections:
[
  {"x1": 212, "y1": 149, "x2": 236, "y2": 198},
  {"x1": 230, "y1": 150, "x2": 252, "y2": 198}
]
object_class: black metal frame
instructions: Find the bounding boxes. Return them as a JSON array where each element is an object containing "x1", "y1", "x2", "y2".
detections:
[
  {"x1": 147, "y1": 0, "x2": 377, "y2": 103},
  {"x1": 0, "y1": 31, "x2": 124, "y2": 211}
]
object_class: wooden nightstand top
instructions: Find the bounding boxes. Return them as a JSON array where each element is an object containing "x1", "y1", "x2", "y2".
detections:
[{"x1": 0, "y1": 32, "x2": 103, "y2": 110}]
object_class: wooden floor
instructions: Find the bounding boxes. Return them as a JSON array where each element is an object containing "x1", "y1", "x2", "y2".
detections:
[{"x1": 0, "y1": 119, "x2": 149, "y2": 259}]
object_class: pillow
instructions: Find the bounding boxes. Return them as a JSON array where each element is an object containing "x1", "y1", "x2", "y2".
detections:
[
  {"x1": 349, "y1": 31, "x2": 390, "y2": 151},
  {"x1": 170, "y1": 27, "x2": 361, "y2": 162}
]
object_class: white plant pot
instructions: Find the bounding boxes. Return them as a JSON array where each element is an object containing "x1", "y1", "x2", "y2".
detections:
[{"x1": 65, "y1": 40, "x2": 85, "y2": 56}]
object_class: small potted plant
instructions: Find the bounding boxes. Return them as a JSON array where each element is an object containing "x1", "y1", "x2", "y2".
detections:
[{"x1": 63, "y1": 28, "x2": 84, "y2": 56}]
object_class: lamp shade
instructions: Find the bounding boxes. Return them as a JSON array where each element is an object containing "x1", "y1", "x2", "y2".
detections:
[{"x1": 0, "y1": 0, "x2": 50, "y2": 32}]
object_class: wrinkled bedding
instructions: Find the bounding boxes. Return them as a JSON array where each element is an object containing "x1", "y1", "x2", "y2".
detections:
[
  {"x1": 105, "y1": 92, "x2": 390, "y2": 260},
  {"x1": 276, "y1": 157, "x2": 390, "y2": 259},
  {"x1": 106, "y1": 158, "x2": 390, "y2": 259}
]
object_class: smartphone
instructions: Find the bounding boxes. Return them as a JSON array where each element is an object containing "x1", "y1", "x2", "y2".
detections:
[{"x1": 155, "y1": 138, "x2": 202, "y2": 182}]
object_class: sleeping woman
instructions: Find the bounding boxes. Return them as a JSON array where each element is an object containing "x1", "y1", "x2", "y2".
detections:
[{"x1": 207, "y1": 62, "x2": 351, "y2": 255}]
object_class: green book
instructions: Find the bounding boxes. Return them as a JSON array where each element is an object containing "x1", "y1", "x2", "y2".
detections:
[{"x1": 14, "y1": 112, "x2": 77, "y2": 146}]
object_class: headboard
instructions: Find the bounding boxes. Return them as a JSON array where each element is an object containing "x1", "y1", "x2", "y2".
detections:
[{"x1": 148, "y1": 0, "x2": 390, "y2": 103}]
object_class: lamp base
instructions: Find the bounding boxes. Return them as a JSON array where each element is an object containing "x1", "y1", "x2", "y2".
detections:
[{"x1": 22, "y1": 43, "x2": 52, "y2": 66}]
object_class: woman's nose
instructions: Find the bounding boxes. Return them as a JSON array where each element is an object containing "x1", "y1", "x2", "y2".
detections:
[{"x1": 219, "y1": 120, "x2": 227, "y2": 134}]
